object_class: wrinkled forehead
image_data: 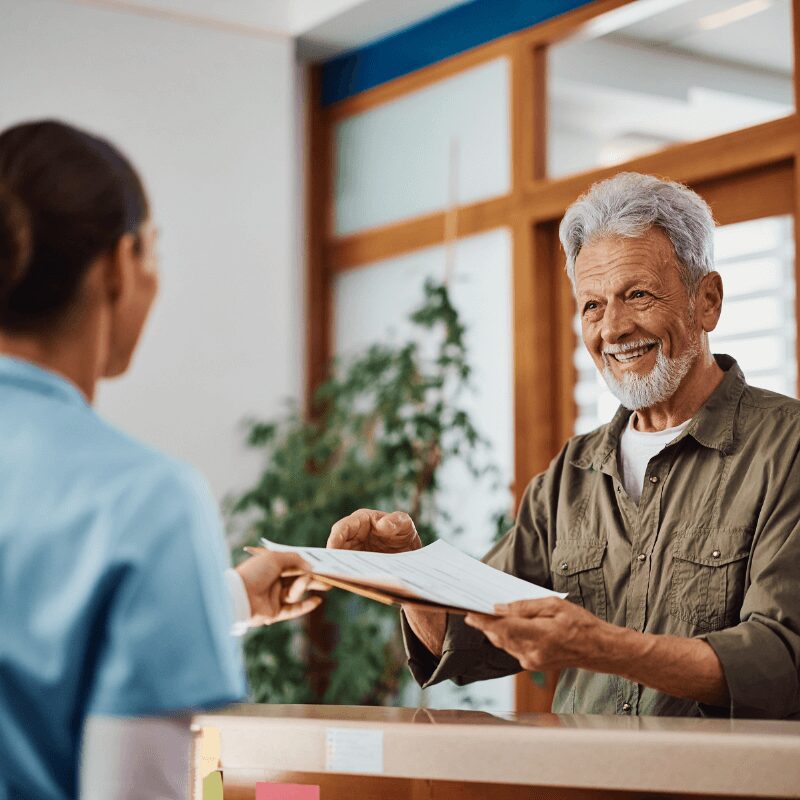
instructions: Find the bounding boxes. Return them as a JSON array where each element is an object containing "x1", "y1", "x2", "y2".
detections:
[{"x1": 574, "y1": 227, "x2": 681, "y2": 295}]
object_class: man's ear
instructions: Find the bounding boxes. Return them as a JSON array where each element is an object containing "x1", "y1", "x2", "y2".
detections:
[
  {"x1": 103, "y1": 232, "x2": 138, "y2": 305},
  {"x1": 696, "y1": 271, "x2": 723, "y2": 333}
]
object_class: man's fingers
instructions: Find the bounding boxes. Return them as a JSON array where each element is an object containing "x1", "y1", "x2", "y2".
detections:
[
  {"x1": 464, "y1": 616, "x2": 508, "y2": 650},
  {"x1": 327, "y1": 508, "x2": 386, "y2": 549},
  {"x1": 494, "y1": 597, "x2": 562, "y2": 618},
  {"x1": 375, "y1": 511, "x2": 414, "y2": 535},
  {"x1": 464, "y1": 612, "x2": 496, "y2": 630},
  {"x1": 466, "y1": 614, "x2": 544, "y2": 644},
  {"x1": 326, "y1": 515, "x2": 357, "y2": 548},
  {"x1": 494, "y1": 597, "x2": 562, "y2": 617}
]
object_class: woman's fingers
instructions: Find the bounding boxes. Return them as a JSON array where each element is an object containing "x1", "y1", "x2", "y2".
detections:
[
  {"x1": 283, "y1": 574, "x2": 312, "y2": 603},
  {"x1": 270, "y1": 551, "x2": 311, "y2": 573},
  {"x1": 278, "y1": 595, "x2": 322, "y2": 621}
]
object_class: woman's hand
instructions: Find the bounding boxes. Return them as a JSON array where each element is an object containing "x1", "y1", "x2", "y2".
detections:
[{"x1": 235, "y1": 548, "x2": 325, "y2": 626}]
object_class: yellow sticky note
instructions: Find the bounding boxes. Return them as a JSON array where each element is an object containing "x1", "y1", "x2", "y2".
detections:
[
  {"x1": 203, "y1": 770, "x2": 223, "y2": 800},
  {"x1": 197, "y1": 727, "x2": 221, "y2": 778}
]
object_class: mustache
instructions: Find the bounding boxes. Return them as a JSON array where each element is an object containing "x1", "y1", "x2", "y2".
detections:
[{"x1": 602, "y1": 339, "x2": 659, "y2": 356}]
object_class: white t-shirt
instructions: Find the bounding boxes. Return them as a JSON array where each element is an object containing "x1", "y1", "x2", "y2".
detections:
[{"x1": 619, "y1": 414, "x2": 691, "y2": 504}]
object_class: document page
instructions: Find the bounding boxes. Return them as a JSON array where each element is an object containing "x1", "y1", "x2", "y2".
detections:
[{"x1": 262, "y1": 537, "x2": 564, "y2": 615}]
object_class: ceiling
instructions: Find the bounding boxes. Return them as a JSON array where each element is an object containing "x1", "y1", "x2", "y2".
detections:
[
  {"x1": 610, "y1": 0, "x2": 792, "y2": 75},
  {"x1": 76, "y1": 0, "x2": 471, "y2": 58},
  {"x1": 548, "y1": 0, "x2": 794, "y2": 176},
  {"x1": 65, "y1": 0, "x2": 793, "y2": 71}
]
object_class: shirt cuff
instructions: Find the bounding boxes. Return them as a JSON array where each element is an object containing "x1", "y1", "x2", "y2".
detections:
[
  {"x1": 224, "y1": 568, "x2": 252, "y2": 637},
  {"x1": 698, "y1": 617, "x2": 800, "y2": 718},
  {"x1": 401, "y1": 610, "x2": 442, "y2": 686},
  {"x1": 401, "y1": 610, "x2": 518, "y2": 688}
]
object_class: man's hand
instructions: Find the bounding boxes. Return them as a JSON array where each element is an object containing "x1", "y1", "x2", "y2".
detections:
[
  {"x1": 327, "y1": 509, "x2": 446, "y2": 656},
  {"x1": 465, "y1": 598, "x2": 730, "y2": 707},
  {"x1": 236, "y1": 548, "x2": 324, "y2": 626},
  {"x1": 327, "y1": 508, "x2": 422, "y2": 553},
  {"x1": 465, "y1": 597, "x2": 611, "y2": 672}
]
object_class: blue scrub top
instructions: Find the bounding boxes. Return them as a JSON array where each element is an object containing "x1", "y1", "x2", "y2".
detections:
[{"x1": 0, "y1": 357, "x2": 246, "y2": 800}]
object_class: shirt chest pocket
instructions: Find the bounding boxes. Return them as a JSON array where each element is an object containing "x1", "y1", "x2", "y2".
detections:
[
  {"x1": 551, "y1": 541, "x2": 608, "y2": 621},
  {"x1": 668, "y1": 527, "x2": 751, "y2": 632}
]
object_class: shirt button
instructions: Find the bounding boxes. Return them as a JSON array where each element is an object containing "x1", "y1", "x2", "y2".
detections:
[
  {"x1": 637, "y1": 553, "x2": 647, "y2": 562},
  {"x1": 560, "y1": 562, "x2": 569, "y2": 571},
  {"x1": 712, "y1": 550, "x2": 721, "y2": 559},
  {"x1": 622, "y1": 702, "x2": 632, "y2": 714},
  {"x1": 648, "y1": 475, "x2": 659, "y2": 484}
]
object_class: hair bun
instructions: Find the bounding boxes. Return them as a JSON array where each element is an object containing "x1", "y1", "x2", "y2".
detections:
[{"x1": 0, "y1": 183, "x2": 32, "y2": 305}]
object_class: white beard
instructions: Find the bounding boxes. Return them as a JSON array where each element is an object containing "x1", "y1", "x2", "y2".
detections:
[{"x1": 602, "y1": 339, "x2": 700, "y2": 410}]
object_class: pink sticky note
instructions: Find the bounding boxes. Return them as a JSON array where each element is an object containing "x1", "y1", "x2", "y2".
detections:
[{"x1": 255, "y1": 783, "x2": 320, "y2": 800}]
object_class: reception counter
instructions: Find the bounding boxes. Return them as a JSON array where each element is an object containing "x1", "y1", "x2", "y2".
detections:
[{"x1": 192, "y1": 704, "x2": 800, "y2": 799}]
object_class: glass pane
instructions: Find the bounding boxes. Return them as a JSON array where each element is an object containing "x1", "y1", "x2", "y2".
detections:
[
  {"x1": 713, "y1": 296, "x2": 782, "y2": 337},
  {"x1": 333, "y1": 58, "x2": 510, "y2": 236},
  {"x1": 548, "y1": 0, "x2": 793, "y2": 178},
  {"x1": 573, "y1": 215, "x2": 796, "y2": 434},
  {"x1": 333, "y1": 229, "x2": 514, "y2": 711}
]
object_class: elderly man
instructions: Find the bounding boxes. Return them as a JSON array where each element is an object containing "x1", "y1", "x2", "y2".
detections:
[{"x1": 328, "y1": 172, "x2": 800, "y2": 719}]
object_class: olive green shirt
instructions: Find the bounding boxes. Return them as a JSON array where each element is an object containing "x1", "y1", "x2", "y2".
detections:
[{"x1": 403, "y1": 356, "x2": 800, "y2": 718}]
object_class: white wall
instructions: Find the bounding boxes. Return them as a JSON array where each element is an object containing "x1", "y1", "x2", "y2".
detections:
[
  {"x1": 91, "y1": 0, "x2": 292, "y2": 33},
  {"x1": 0, "y1": 0, "x2": 303, "y2": 501}
]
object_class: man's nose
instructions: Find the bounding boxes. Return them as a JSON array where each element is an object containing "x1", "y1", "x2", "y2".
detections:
[{"x1": 601, "y1": 298, "x2": 635, "y2": 344}]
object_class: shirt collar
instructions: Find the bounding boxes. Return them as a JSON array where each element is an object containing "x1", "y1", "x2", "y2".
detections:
[
  {"x1": 571, "y1": 354, "x2": 747, "y2": 472},
  {"x1": 683, "y1": 354, "x2": 746, "y2": 455},
  {"x1": 0, "y1": 355, "x2": 89, "y2": 408},
  {"x1": 571, "y1": 405, "x2": 630, "y2": 475}
]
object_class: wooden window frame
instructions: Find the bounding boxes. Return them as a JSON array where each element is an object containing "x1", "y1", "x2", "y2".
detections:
[{"x1": 305, "y1": 0, "x2": 800, "y2": 713}]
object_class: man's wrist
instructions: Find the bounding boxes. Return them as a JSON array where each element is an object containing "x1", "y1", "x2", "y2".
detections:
[{"x1": 584, "y1": 620, "x2": 649, "y2": 676}]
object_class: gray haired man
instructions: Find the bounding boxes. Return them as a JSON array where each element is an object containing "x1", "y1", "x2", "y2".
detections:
[{"x1": 328, "y1": 172, "x2": 800, "y2": 719}]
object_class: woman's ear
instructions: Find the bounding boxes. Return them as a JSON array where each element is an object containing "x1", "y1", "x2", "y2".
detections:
[
  {"x1": 100, "y1": 225, "x2": 159, "y2": 379},
  {"x1": 103, "y1": 232, "x2": 139, "y2": 306},
  {"x1": 696, "y1": 271, "x2": 723, "y2": 333}
]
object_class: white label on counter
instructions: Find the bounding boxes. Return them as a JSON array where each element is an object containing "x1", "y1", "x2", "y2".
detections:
[{"x1": 325, "y1": 728, "x2": 384, "y2": 774}]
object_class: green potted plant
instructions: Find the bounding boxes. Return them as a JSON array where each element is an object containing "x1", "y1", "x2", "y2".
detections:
[{"x1": 228, "y1": 280, "x2": 511, "y2": 705}]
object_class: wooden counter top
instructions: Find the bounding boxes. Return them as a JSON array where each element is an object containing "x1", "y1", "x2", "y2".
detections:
[{"x1": 193, "y1": 704, "x2": 800, "y2": 798}]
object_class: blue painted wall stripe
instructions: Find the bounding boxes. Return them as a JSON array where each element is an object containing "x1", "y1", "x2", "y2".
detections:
[{"x1": 321, "y1": 0, "x2": 593, "y2": 107}]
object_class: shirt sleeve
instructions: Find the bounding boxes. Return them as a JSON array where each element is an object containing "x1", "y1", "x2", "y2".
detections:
[
  {"x1": 225, "y1": 568, "x2": 253, "y2": 637},
  {"x1": 88, "y1": 461, "x2": 247, "y2": 716},
  {"x1": 402, "y1": 466, "x2": 557, "y2": 689},
  {"x1": 698, "y1": 449, "x2": 800, "y2": 719}
]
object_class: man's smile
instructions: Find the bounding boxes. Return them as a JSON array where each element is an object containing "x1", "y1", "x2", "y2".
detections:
[{"x1": 603, "y1": 340, "x2": 658, "y2": 368}]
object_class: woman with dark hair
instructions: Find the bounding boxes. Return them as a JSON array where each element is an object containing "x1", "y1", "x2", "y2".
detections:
[{"x1": 0, "y1": 120, "x2": 319, "y2": 800}]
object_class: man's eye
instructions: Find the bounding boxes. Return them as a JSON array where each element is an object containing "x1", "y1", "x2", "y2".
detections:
[
  {"x1": 631, "y1": 290, "x2": 648, "y2": 299},
  {"x1": 583, "y1": 301, "x2": 598, "y2": 314}
]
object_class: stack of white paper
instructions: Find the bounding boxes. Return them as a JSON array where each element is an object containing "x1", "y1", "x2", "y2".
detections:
[{"x1": 261, "y1": 537, "x2": 564, "y2": 615}]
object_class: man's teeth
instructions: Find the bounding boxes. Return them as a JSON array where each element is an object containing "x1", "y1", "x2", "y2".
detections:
[{"x1": 612, "y1": 345, "x2": 653, "y2": 363}]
